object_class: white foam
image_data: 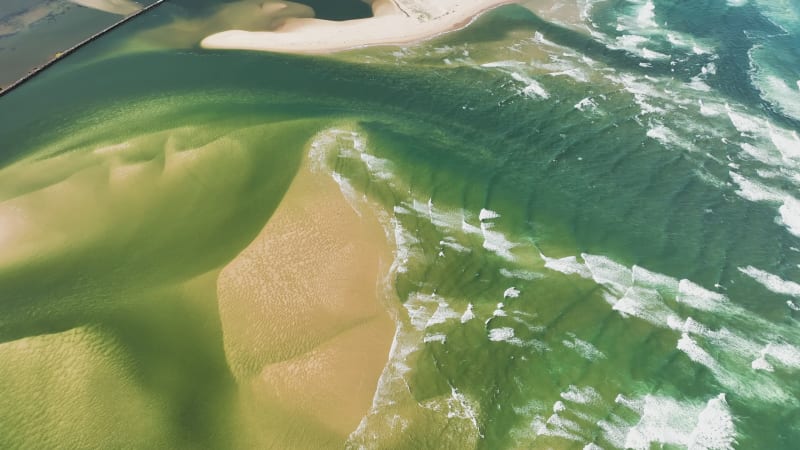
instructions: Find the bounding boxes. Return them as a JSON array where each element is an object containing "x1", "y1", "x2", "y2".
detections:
[
  {"x1": 699, "y1": 100, "x2": 721, "y2": 117},
  {"x1": 560, "y1": 385, "x2": 602, "y2": 405},
  {"x1": 778, "y1": 196, "x2": 800, "y2": 237},
  {"x1": 510, "y1": 72, "x2": 550, "y2": 99},
  {"x1": 583, "y1": 253, "x2": 633, "y2": 296},
  {"x1": 728, "y1": 172, "x2": 784, "y2": 203},
  {"x1": 330, "y1": 172, "x2": 363, "y2": 213},
  {"x1": 541, "y1": 253, "x2": 592, "y2": 278},
  {"x1": 404, "y1": 294, "x2": 460, "y2": 331},
  {"x1": 504, "y1": 287, "x2": 521, "y2": 298},
  {"x1": 440, "y1": 238, "x2": 469, "y2": 253},
  {"x1": 632, "y1": 265, "x2": 679, "y2": 291},
  {"x1": 687, "y1": 394, "x2": 736, "y2": 450},
  {"x1": 727, "y1": 107, "x2": 762, "y2": 135},
  {"x1": 614, "y1": 394, "x2": 644, "y2": 413},
  {"x1": 391, "y1": 218, "x2": 418, "y2": 274},
  {"x1": 461, "y1": 303, "x2": 475, "y2": 323},
  {"x1": 499, "y1": 268, "x2": 542, "y2": 280},
  {"x1": 729, "y1": 173, "x2": 800, "y2": 238},
  {"x1": 765, "y1": 343, "x2": 800, "y2": 368},
  {"x1": 563, "y1": 336, "x2": 607, "y2": 361},
  {"x1": 636, "y1": 0, "x2": 657, "y2": 28},
  {"x1": 612, "y1": 286, "x2": 675, "y2": 326},
  {"x1": 738, "y1": 266, "x2": 800, "y2": 297},
  {"x1": 739, "y1": 142, "x2": 781, "y2": 166},
  {"x1": 424, "y1": 333, "x2": 447, "y2": 344},
  {"x1": 549, "y1": 66, "x2": 590, "y2": 83},
  {"x1": 606, "y1": 73, "x2": 667, "y2": 115},
  {"x1": 533, "y1": 31, "x2": 560, "y2": 48},
  {"x1": 647, "y1": 124, "x2": 680, "y2": 146},
  {"x1": 598, "y1": 416, "x2": 630, "y2": 449},
  {"x1": 752, "y1": 354, "x2": 775, "y2": 372},
  {"x1": 480, "y1": 221, "x2": 517, "y2": 261},
  {"x1": 769, "y1": 126, "x2": 800, "y2": 160},
  {"x1": 533, "y1": 414, "x2": 584, "y2": 442},
  {"x1": 479, "y1": 208, "x2": 500, "y2": 221},
  {"x1": 575, "y1": 97, "x2": 598, "y2": 112},
  {"x1": 624, "y1": 395, "x2": 698, "y2": 450},
  {"x1": 676, "y1": 279, "x2": 727, "y2": 312},
  {"x1": 677, "y1": 333, "x2": 720, "y2": 370},
  {"x1": 752, "y1": 345, "x2": 775, "y2": 372},
  {"x1": 461, "y1": 219, "x2": 481, "y2": 235},
  {"x1": 757, "y1": 75, "x2": 800, "y2": 122},
  {"x1": 488, "y1": 327, "x2": 523, "y2": 345},
  {"x1": 481, "y1": 60, "x2": 526, "y2": 69},
  {"x1": 446, "y1": 388, "x2": 482, "y2": 435},
  {"x1": 641, "y1": 48, "x2": 669, "y2": 60},
  {"x1": 407, "y1": 198, "x2": 463, "y2": 230},
  {"x1": 359, "y1": 152, "x2": 394, "y2": 180},
  {"x1": 613, "y1": 35, "x2": 669, "y2": 61},
  {"x1": 688, "y1": 76, "x2": 712, "y2": 92},
  {"x1": 547, "y1": 413, "x2": 583, "y2": 434},
  {"x1": 429, "y1": 298, "x2": 461, "y2": 326}
]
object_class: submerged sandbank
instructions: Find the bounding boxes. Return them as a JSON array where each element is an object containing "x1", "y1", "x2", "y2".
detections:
[
  {"x1": 218, "y1": 151, "x2": 396, "y2": 447},
  {"x1": 201, "y1": 0, "x2": 514, "y2": 54}
]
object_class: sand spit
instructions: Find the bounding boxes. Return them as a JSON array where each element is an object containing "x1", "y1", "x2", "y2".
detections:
[
  {"x1": 69, "y1": 0, "x2": 141, "y2": 15},
  {"x1": 201, "y1": 0, "x2": 515, "y2": 54},
  {"x1": 217, "y1": 154, "x2": 395, "y2": 447}
]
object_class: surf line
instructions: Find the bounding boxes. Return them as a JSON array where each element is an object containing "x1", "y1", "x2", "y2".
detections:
[{"x1": 0, "y1": 0, "x2": 167, "y2": 98}]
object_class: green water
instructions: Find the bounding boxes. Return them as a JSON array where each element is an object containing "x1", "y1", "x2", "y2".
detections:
[{"x1": 1, "y1": 0, "x2": 799, "y2": 448}]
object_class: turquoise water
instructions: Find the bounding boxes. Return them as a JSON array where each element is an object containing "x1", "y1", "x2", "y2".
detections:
[{"x1": 1, "y1": 0, "x2": 799, "y2": 448}]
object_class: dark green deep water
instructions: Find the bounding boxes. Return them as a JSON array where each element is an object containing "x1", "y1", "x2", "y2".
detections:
[{"x1": 0, "y1": 0, "x2": 799, "y2": 448}]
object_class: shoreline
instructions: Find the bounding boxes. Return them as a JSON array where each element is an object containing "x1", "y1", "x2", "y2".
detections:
[{"x1": 201, "y1": 0, "x2": 516, "y2": 55}]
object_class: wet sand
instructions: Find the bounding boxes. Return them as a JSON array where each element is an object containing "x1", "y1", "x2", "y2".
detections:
[{"x1": 217, "y1": 151, "x2": 396, "y2": 447}]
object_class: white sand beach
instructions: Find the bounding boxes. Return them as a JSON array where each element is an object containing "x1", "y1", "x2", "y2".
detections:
[{"x1": 201, "y1": 0, "x2": 515, "y2": 54}]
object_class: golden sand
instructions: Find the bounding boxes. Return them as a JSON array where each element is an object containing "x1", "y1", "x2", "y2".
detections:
[{"x1": 217, "y1": 154, "x2": 396, "y2": 447}]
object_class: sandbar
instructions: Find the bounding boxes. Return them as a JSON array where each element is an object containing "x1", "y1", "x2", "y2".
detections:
[
  {"x1": 68, "y1": 0, "x2": 141, "y2": 15},
  {"x1": 201, "y1": 0, "x2": 515, "y2": 54},
  {"x1": 217, "y1": 150, "x2": 396, "y2": 447}
]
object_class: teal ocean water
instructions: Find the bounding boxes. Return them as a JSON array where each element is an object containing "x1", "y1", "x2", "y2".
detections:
[{"x1": 0, "y1": 0, "x2": 799, "y2": 448}]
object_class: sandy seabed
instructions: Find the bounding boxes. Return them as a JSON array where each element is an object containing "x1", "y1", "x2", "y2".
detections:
[{"x1": 217, "y1": 153, "x2": 396, "y2": 447}]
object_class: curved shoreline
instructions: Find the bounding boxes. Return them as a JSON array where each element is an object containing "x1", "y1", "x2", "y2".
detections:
[{"x1": 201, "y1": 0, "x2": 515, "y2": 55}]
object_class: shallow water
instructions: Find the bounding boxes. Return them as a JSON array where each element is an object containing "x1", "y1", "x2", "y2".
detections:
[{"x1": 1, "y1": 0, "x2": 799, "y2": 448}]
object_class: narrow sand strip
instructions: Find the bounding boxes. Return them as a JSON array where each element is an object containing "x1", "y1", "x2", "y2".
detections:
[
  {"x1": 69, "y1": 0, "x2": 141, "y2": 15},
  {"x1": 217, "y1": 152, "x2": 395, "y2": 446},
  {"x1": 202, "y1": 0, "x2": 515, "y2": 54}
]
